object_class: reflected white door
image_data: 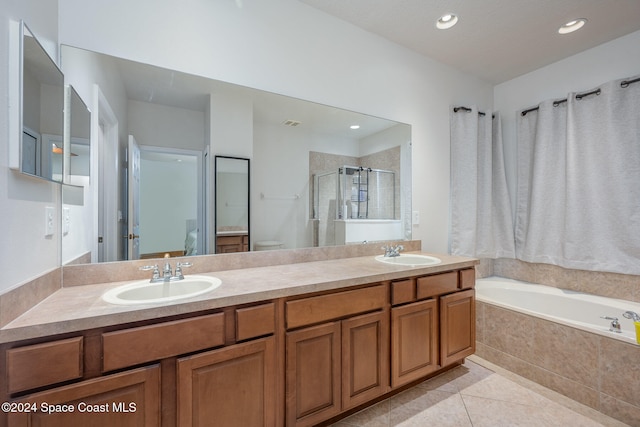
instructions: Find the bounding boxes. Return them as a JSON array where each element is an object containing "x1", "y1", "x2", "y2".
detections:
[
  {"x1": 128, "y1": 135, "x2": 141, "y2": 260},
  {"x1": 93, "y1": 85, "x2": 119, "y2": 263}
]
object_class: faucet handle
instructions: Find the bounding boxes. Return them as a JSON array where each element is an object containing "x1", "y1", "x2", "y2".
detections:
[
  {"x1": 601, "y1": 316, "x2": 621, "y2": 333},
  {"x1": 175, "y1": 262, "x2": 192, "y2": 280},
  {"x1": 140, "y1": 265, "x2": 160, "y2": 281}
]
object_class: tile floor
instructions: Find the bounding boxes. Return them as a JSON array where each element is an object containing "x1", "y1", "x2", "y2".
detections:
[{"x1": 331, "y1": 355, "x2": 630, "y2": 427}]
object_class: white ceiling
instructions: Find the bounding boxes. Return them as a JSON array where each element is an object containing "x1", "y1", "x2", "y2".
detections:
[{"x1": 299, "y1": 0, "x2": 640, "y2": 84}]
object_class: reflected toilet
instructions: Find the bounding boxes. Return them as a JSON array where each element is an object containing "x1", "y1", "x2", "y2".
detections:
[{"x1": 254, "y1": 241, "x2": 284, "y2": 251}]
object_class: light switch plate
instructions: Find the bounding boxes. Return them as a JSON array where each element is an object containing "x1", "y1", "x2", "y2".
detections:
[
  {"x1": 63, "y1": 207, "x2": 71, "y2": 235},
  {"x1": 45, "y1": 206, "x2": 55, "y2": 237},
  {"x1": 412, "y1": 210, "x2": 420, "y2": 225}
]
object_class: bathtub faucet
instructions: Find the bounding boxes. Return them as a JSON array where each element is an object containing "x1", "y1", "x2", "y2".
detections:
[
  {"x1": 601, "y1": 316, "x2": 621, "y2": 333},
  {"x1": 623, "y1": 311, "x2": 640, "y2": 322},
  {"x1": 382, "y1": 244, "x2": 404, "y2": 257}
]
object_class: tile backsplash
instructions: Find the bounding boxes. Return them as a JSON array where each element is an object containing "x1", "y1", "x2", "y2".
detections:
[{"x1": 477, "y1": 258, "x2": 640, "y2": 303}]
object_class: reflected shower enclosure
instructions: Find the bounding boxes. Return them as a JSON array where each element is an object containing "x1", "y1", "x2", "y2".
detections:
[{"x1": 314, "y1": 166, "x2": 397, "y2": 246}]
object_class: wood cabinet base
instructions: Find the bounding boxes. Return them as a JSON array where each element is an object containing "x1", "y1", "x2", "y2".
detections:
[
  {"x1": 177, "y1": 337, "x2": 276, "y2": 427},
  {"x1": 7, "y1": 365, "x2": 160, "y2": 427}
]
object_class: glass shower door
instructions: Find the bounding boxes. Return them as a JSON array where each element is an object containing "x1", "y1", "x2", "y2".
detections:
[
  {"x1": 366, "y1": 169, "x2": 396, "y2": 219},
  {"x1": 313, "y1": 170, "x2": 338, "y2": 246}
]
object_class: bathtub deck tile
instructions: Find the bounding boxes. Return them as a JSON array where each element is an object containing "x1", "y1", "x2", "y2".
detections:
[
  {"x1": 541, "y1": 263, "x2": 582, "y2": 287},
  {"x1": 599, "y1": 337, "x2": 640, "y2": 408},
  {"x1": 476, "y1": 301, "x2": 485, "y2": 343},
  {"x1": 477, "y1": 335, "x2": 602, "y2": 410},
  {"x1": 532, "y1": 317, "x2": 600, "y2": 389},
  {"x1": 484, "y1": 305, "x2": 536, "y2": 361}
]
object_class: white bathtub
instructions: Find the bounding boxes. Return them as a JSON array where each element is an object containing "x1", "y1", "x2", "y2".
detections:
[{"x1": 476, "y1": 276, "x2": 640, "y2": 345}]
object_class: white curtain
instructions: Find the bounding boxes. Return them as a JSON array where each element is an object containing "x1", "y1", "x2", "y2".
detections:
[
  {"x1": 450, "y1": 107, "x2": 515, "y2": 258},
  {"x1": 516, "y1": 75, "x2": 640, "y2": 275}
]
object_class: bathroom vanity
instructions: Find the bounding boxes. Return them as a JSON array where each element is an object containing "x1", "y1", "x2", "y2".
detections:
[{"x1": 0, "y1": 251, "x2": 477, "y2": 426}]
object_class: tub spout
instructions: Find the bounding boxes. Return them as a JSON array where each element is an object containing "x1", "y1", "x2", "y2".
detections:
[
  {"x1": 622, "y1": 311, "x2": 640, "y2": 322},
  {"x1": 601, "y1": 316, "x2": 622, "y2": 333}
]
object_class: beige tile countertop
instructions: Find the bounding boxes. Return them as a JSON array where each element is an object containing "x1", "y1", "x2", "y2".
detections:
[{"x1": 0, "y1": 251, "x2": 477, "y2": 344}]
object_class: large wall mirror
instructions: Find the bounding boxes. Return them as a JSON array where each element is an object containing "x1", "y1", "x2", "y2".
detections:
[
  {"x1": 61, "y1": 45, "x2": 412, "y2": 264},
  {"x1": 12, "y1": 21, "x2": 64, "y2": 183}
]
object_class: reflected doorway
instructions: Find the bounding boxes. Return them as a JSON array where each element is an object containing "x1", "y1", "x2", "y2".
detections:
[{"x1": 136, "y1": 146, "x2": 204, "y2": 259}]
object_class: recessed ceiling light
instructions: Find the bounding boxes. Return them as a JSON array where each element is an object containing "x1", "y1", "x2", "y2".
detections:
[
  {"x1": 436, "y1": 13, "x2": 458, "y2": 30},
  {"x1": 350, "y1": 125, "x2": 360, "y2": 130},
  {"x1": 558, "y1": 18, "x2": 587, "y2": 34}
]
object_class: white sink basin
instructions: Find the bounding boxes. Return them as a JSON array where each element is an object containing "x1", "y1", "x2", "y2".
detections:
[
  {"x1": 375, "y1": 254, "x2": 441, "y2": 267},
  {"x1": 102, "y1": 275, "x2": 222, "y2": 305}
]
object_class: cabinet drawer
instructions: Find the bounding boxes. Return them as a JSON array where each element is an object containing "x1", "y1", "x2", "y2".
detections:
[
  {"x1": 6, "y1": 337, "x2": 83, "y2": 393},
  {"x1": 416, "y1": 272, "x2": 458, "y2": 299},
  {"x1": 236, "y1": 303, "x2": 276, "y2": 341},
  {"x1": 102, "y1": 313, "x2": 224, "y2": 372},
  {"x1": 391, "y1": 279, "x2": 415, "y2": 305},
  {"x1": 459, "y1": 268, "x2": 475, "y2": 289},
  {"x1": 286, "y1": 285, "x2": 387, "y2": 329}
]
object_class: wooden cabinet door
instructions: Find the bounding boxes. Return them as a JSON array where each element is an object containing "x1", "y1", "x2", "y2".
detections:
[
  {"x1": 391, "y1": 299, "x2": 439, "y2": 388},
  {"x1": 286, "y1": 322, "x2": 341, "y2": 427},
  {"x1": 7, "y1": 365, "x2": 160, "y2": 427},
  {"x1": 341, "y1": 310, "x2": 389, "y2": 410},
  {"x1": 177, "y1": 337, "x2": 276, "y2": 427},
  {"x1": 440, "y1": 289, "x2": 476, "y2": 366}
]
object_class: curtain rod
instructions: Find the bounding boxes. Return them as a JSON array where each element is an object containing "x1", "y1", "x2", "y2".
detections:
[
  {"x1": 521, "y1": 77, "x2": 640, "y2": 116},
  {"x1": 453, "y1": 106, "x2": 495, "y2": 118}
]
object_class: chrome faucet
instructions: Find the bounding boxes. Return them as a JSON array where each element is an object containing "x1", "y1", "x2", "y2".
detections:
[
  {"x1": 174, "y1": 262, "x2": 192, "y2": 280},
  {"x1": 601, "y1": 316, "x2": 622, "y2": 333},
  {"x1": 140, "y1": 258, "x2": 192, "y2": 283},
  {"x1": 382, "y1": 244, "x2": 404, "y2": 257},
  {"x1": 623, "y1": 311, "x2": 640, "y2": 322},
  {"x1": 162, "y1": 259, "x2": 173, "y2": 281},
  {"x1": 140, "y1": 264, "x2": 161, "y2": 282}
]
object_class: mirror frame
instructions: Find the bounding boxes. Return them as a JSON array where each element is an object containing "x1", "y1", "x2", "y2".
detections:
[{"x1": 214, "y1": 156, "x2": 251, "y2": 253}]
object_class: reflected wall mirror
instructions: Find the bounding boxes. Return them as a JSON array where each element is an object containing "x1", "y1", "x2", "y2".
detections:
[
  {"x1": 63, "y1": 85, "x2": 91, "y2": 185},
  {"x1": 60, "y1": 45, "x2": 412, "y2": 264},
  {"x1": 12, "y1": 21, "x2": 64, "y2": 183},
  {"x1": 215, "y1": 156, "x2": 250, "y2": 254}
]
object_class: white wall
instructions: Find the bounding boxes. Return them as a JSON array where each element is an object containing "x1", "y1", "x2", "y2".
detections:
[
  {"x1": 58, "y1": 0, "x2": 494, "y2": 257},
  {"x1": 495, "y1": 30, "x2": 640, "y2": 211},
  {"x1": 252, "y1": 122, "x2": 315, "y2": 249},
  {"x1": 0, "y1": 1, "x2": 61, "y2": 294}
]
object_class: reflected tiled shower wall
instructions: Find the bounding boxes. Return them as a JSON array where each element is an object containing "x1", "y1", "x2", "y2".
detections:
[
  {"x1": 477, "y1": 258, "x2": 640, "y2": 303},
  {"x1": 309, "y1": 147, "x2": 401, "y2": 218}
]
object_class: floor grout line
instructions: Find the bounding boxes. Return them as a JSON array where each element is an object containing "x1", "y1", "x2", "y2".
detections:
[
  {"x1": 459, "y1": 393, "x2": 476, "y2": 427},
  {"x1": 330, "y1": 356, "x2": 629, "y2": 426}
]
